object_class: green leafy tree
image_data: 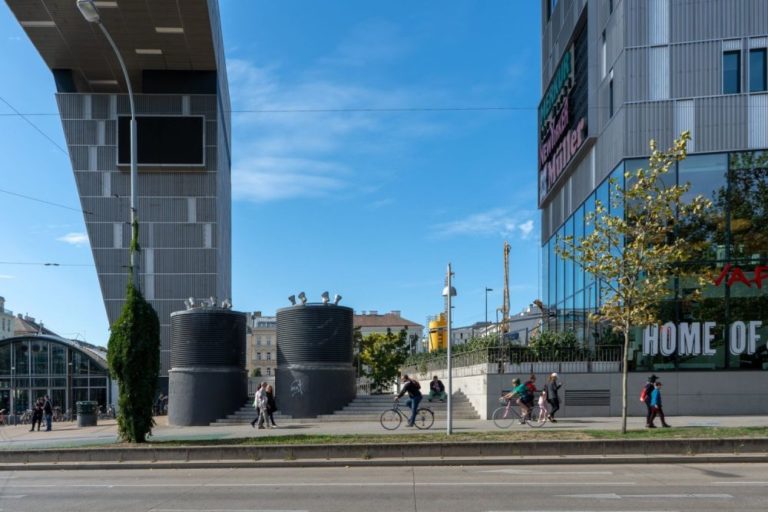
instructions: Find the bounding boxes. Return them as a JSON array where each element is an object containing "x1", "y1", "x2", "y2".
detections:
[
  {"x1": 359, "y1": 328, "x2": 409, "y2": 392},
  {"x1": 528, "y1": 330, "x2": 579, "y2": 360},
  {"x1": 558, "y1": 132, "x2": 711, "y2": 433},
  {"x1": 251, "y1": 368, "x2": 262, "y2": 378},
  {"x1": 107, "y1": 220, "x2": 161, "y2": 443}
]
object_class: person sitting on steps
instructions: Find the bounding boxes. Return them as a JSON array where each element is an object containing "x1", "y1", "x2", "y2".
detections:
[{"x1": 428, "y1": 375, "x2": 446, "y2": 402}]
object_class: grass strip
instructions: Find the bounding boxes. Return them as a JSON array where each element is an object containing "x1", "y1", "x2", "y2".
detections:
[{"x1": 140, "y1": 426, "x2": 768, "y2": 448}]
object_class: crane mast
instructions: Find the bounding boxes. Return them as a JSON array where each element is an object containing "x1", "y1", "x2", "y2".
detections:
[{"x1": 502, "y1": 241, "x2": 510, "y2": 334}]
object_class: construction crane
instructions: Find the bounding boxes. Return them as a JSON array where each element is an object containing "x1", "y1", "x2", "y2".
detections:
[{"x1": 501, "y1": 241, "x2": 510, "y2": 334}]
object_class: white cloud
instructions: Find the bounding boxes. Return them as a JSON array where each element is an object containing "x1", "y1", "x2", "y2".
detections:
[
  {"x1": 232, "y1": 157, "x2": 348, "y2": 202},
  {"x1": 57, "y1": 232, "x2": 88, "y2": 246},
  {"x1": 518, "y1": 219, "x2": 535, "y2": 239},
  {"x1": 433, "y1": 209, "x2": 537, "y2": 240},
  {"x1": 226, "y1": 34, "x2": 447, "y2": 204}
]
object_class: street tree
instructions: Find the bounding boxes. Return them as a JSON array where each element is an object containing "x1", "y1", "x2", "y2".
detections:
[
  {"x1": 107, "y1": 220, "x2": 161, "y2": 443},
  {"x1": 359, "y1": 328, "x2": 409, "y2": 392},
  {"x1": 557, "y1": 132, "x2": 711, "y2": 433}
]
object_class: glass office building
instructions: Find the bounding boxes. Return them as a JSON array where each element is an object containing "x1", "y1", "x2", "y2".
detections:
[
  {"x1": 539, "y1": 1, "x2": 768, "y2": 372},
  {"x1": 0, "y1": 335, "x2": 112, "y2": 415}
]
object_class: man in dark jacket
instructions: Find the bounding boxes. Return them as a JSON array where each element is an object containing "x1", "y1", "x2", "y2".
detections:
[
  {"x1": 395, "y1": 374, "x2": 422, "y2": 427},
  {"x1": 642, "y1": 374, "x2": 658, "y2": 428},
  {"x1": 43, "y1": 395, "x2": 53, "y2": 431}
]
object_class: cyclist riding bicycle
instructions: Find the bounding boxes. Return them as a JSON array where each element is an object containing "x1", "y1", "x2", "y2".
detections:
[{"x1": 502, "y1": 377, "x2": 534, "y2": 423}]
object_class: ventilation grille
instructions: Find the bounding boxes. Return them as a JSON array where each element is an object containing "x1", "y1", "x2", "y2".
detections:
[{"x1": 565, "y1": 389, "x2": 610, "y2": 406}]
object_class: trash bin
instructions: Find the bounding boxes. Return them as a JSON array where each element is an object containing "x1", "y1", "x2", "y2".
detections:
[{"x1": 76, "y1": 401, "x2": 98, "y2": 427}]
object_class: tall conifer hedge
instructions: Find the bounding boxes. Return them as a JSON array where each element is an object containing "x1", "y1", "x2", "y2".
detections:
[{"x1": 107, "y1": 221, "x2": 160, "y2": 443}]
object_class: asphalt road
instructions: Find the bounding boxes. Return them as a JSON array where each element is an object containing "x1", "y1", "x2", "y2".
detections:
[{"x1": 0, "y1": 463, "x2": 766, "y2": 512}]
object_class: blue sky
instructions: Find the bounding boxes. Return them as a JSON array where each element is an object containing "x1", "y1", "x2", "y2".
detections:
[{"x1": 0, "y1": 1, "x2": 542, "y2": 345}]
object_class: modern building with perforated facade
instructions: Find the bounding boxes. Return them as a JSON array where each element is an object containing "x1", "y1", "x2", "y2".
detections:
[
  {"x1": 7, "y1": 0, "x2": 231, "y2": 389},
  {"x1": 540, "y1": 0, "x2": 768, "y2": 373}
]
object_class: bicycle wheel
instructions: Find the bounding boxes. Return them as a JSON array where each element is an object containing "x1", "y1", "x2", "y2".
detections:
[
  {"x1": 413, "y1": 408, "x2": 434, "y2": 430},
  {"x1": 525, "y1": 405, "x2": 547, "y2": 428},
  {"x1": 380, "y1": 409, "x2": 402, "y2": 430},
  {"x1": 492, "y1": 405, "x2": 520, "y2": 429}
]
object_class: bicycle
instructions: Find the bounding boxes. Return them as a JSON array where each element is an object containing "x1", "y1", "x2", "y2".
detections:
[
  {"x1": 380, "y1": 400, "x2": 434, "y2": 430},
  {"x1": 492, "y1": 396, "x2": 547, "y2": 428}
]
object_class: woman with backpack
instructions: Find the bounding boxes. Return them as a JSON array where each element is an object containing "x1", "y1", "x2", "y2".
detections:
[{"x1": 640, "y1": 374, "x2": 658, "y2": 428}]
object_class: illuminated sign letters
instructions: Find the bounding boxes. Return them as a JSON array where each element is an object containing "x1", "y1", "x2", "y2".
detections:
[
  {"x1": 642, "y1": 321, "x2": 763, "y2": 356},
  {"x1": 538, "y1": 37, "x2": 588, "y2": 205}
]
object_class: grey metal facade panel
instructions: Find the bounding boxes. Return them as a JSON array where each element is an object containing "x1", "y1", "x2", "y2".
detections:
[
  {"x1": 624, "y1": 101, "x2": 675, "y2": 156},
  {"x1": 597, "y1": 109, "x2": 626, "y2": 183},
  {"x1": 670, "y1": 0, "x2": 768, "y2": 43},
  {"x1": 695, "y1": 95, "x2": 748, "y2": 151},
  {"x1": 152, "y1": 224, "x2": 206, "y2": 248},
  {"x1": 91, "y1": 249, "x2": 129, "y2": 273},
  {"x1": 626, "y1": 48, "x2": 649, "y2": 101},
  {"x1": 61, "y1": 120, "x2": 98, "y2": 145},
  {"x1": 670, "y1": 41, "x2": 720, "y2": 98},
  {"x1": 155, "y1": 274, "x2": 217, "y2": 299},
  {"x1": 626, "y1": 0, "x2": 649, "y2": 47},
  {"x1": 749, "y1": 94, "x2": 768, "y2": 149},
  {"x1": 111, "y1": 172, "x2": 216, "y2": 197},
  {"x1": 154, "y1": 249, "x2": 217, "y2": 274}
]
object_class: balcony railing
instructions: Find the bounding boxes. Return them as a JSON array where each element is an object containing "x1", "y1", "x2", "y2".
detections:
[{"x1": 403, "y1": 346, "x2": 622, "y2": 375}]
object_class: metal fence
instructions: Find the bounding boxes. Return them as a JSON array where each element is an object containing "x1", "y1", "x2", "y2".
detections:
[{"x1": 402, "y1": 346, "x2": 622, "y2": 375}]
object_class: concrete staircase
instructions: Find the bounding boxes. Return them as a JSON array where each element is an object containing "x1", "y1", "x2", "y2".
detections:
[{"x1": 212, "y1": 391, "x2": 479, "y2": 425}]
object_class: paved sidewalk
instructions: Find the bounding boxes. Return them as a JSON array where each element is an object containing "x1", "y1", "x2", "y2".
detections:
[{"x1": 1, "y1": 415, "x2": 765, "y2": 451}]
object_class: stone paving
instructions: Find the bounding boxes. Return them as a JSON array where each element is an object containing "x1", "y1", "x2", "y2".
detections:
[{"x1": 0, "y1": 414, "x2": 765, "y2": 451}]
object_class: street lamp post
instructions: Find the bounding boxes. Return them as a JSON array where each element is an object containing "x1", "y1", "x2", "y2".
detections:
[
  {"x1": 77, "y1": 0, "x2": 139, "y2": 288},
  {"x1": 442, "y1": 264, "x2": 457, "y2": 435},
  {"x1": 485, "y1": 287, "x2": 493, "y2": 327},
  {"x1": 10, "y1": 365, "x2": 15, "y2": 424}
]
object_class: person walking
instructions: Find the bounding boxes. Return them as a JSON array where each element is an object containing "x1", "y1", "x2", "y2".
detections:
[
  {"x1": 641, "y1": 374, "x2": 658, "y2": 428},
  {"x1": 546, "y1": 372, "x2": 562, "y2": 422},
  {"x1": 649, "y1": 380, "x2": 671, "y2": 428},
  {"x1": 395, "y1": 374, "x2": 422, "y2": 427},
  {"x1": 265, "y1": 384, "x2": 278, "y2": 428},
  {"x1": 43, "y1": 395, "x2": 53, "y2": 431},
  {"x1": 250, "y1": 381, "x2": 263, "y2": 428},
  {"x1": 255, "y1": 382, "x2": 270, "y2": 429},
  {"x1": 30, "y1": 398, "x2": 43, "y2": 432},
  {"x1": 428, "y1": 375, "x2": 446, "y2": 402}
]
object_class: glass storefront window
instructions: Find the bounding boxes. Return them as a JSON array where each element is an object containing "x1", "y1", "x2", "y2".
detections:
[
  {"x1": 575, "y1": 203, "x2": 585, "y2": 294},
  {"x1": 14, "y1": 342, "x2": 29, "y2": 374},
  {"x1": 728, "y1": 151, "x2": 768, "y2": 262},
  {"x1": 51, "y1": 345, "x2": 66, "y2": 375},
  {"x1": 72, "y1": 352, "x2": 89, "y2": 375},
  {"x1": 548, "y1": 239, "x2": 556, "y2": 308},
  {"x1": 0, "y1": 344, "x2": 10, "y2": 374},
  {"x1": 31, "y1": 342, "x2": 48, "y2": 375},
  {"x1": 564, "y1": 216, "x2": 574, "y2": 300},
  {"x1": 679, "y1": 153, "x2": 728, "y2": 262}
]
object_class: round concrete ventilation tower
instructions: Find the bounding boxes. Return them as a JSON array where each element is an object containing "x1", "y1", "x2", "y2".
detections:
[
  {"x1": 276, "y1": 304, "x2": 355, "y2": 417},
  {"x1": 168, "y1": 307, "x2": 247, "y2": 426}
]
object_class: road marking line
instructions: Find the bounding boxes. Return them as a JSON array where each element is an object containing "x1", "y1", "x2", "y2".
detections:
[
  {"x1": 480, "y1": 469, "x2": 613, "y2": 475},
  {"x1": 712, "y1": 481, "x2": 768, "y2": 485},
  {"x1": 558, "y1": 493, "x2": 732, "y2": 500},
  {"x1": 0, "y1": 496, "x2": 25, "y2": 499},
  {"x1": 3, "y1": 481, "x2": 635, "y2": 489},
  {"x1": 151, "y1": 510, "x2": 307, "y2": 512}
]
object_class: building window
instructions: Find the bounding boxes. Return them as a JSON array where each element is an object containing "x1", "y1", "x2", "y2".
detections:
[
  {"x1": 266, "y1": 336, "x2": 272, "y2": 346},
  {"x1": 609, "y1": 69, "x2": 614, "y2": 117},
  {"x1": 267, "y1": 352, "x2": 271, "y2": 361},
  {"x1": 256, "y1": 335, "x2": 261, "y2": 346},
  {"x1": 267, "y1": 367, "x2": 271, "y2": 376},
  {"x1": 723, "y1": 50, "x2": 741, "y2": 94},
  {"x1": 601, "y1": 31, "x2": 607, "y2": 78},
  {"x1": 257, "y1": 352, "x2": 261, "y2": 361},
  {"x1": 750, "y1": 48, "x2": 767, "y2": 92}
]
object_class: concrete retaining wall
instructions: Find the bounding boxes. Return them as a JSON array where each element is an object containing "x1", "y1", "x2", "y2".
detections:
[{"x1": 413, "y1": 369, "x2": 768, "y2": 419}]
